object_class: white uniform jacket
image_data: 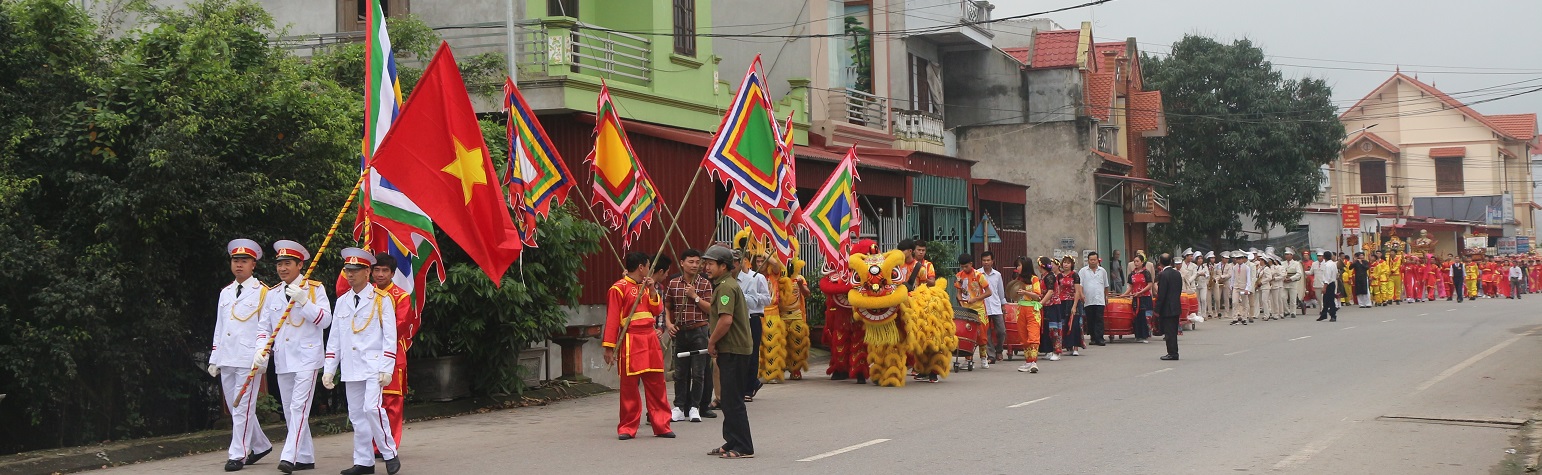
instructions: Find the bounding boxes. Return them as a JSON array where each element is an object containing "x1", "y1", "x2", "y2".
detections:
[
  {"x1": 262, "y1": 278, "x2": 332, "y2": 374},
  {"x1": 326, "y1": 285, "x2": 398, "y2": 382},
  {"x1": 210, "y1": 278, "x2": 271, "y2": 368}
]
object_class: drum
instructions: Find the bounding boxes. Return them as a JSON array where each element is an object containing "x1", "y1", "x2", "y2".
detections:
[
  {"x1": 1002, "y1": 303, "x2": 1023, "y2": 355},
  {"x1": 954, "y1": 318, "x2": 980, "y2": 354},
  {"x1": 1180, "y1": 292, "x2": 1198, "y2": 317},
  {"x1": 1105, "y1": 297, "x2": 1134, "y2": 338}
]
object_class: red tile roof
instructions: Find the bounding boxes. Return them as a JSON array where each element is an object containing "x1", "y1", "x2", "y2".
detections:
[
  {"x1": 1344, "y1": 130, "x2": 1399, "y2": 153},
  {"x1": 1092, "y1": 149, "x2": 1134, "y2": 168},
  {"x1": 1085, "y1": 72, "x2": 1115, "y2": 121},
  {"x1": 1030, "y1": 29, "x2": 1081, "y2": 69},
  {"x1": 1128, "y1": 90, "x2": 1165, "y2": 133},
  {"x1": 1341, "y1": 73, "x2": 1530, "y2": 140},
  {"x1": 1428, "y1": 146, "x2": 1466, "y2": 158},
  {"x1": 1487, "y1": 113, "x2": 1537, "y2": 140},
  {"x1": 1091, "y1": 42, "x2": 1125, "y2": 73},
  {"x1": 1002, "y1": 47, "x2": 1030, "y2": 65}
]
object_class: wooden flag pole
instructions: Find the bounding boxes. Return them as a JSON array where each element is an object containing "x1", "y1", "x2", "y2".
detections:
[
  {"x1": 609, "y1": 166, "x2": 705, "y2": 370},
  {"x1": 233, "y1": 172, "x2": 366, "y2": 407}
]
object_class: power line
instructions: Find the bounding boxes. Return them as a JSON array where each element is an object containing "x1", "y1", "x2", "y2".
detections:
[{"x1": 573, "y1": 0, "x2": 1115, "y2": 39}]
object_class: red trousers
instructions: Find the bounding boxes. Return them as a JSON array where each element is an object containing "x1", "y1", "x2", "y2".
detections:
[
  {"x1": 823, "y1": 310, "x2": 868, "y2": 379},
  {"x1": 618, "y1": 371, "x2": 671, "y2": 437},
  {"x1": 382, "y1": 364, "x2": 406, "y2": 445}
]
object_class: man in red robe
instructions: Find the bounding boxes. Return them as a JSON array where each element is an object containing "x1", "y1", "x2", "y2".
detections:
[
  {"x1": 603, "y1": 252, "x2": 674, "y2": 440},
  {"x1": 370, "y1": 253, "x2": 416, "y2": 448}
]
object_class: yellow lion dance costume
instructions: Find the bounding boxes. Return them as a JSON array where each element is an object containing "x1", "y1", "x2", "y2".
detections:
[
  {"x1": 846, "y1": 244, "x2": 957, "y2": 386},
  {"x1": 778, "y1": 244, "x2": 811, "y2": 380},
  {"x1": 736, "y1": 229, "x2": 787, "y2": 384}
]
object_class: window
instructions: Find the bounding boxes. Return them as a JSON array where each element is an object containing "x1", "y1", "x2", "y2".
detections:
[
  {"x1": 909, "y1": 55, "x2": 931, "y2": 113},
  {"x1": 1435, "y1": 157, "x2": 1464, "y2": 193},
  {"x1": 547, "y1": 0, "x2": 578, "y2": 16},
  {"x1": 337, "y1": 0, "x2": 408, "y2": 33},
  {"x1": 1359, "y1": 160, "x2": 1386, "y2": 194},
  {"x1": 978, "y1": 201, "x2": 1025, "y2": 231},
  {"x1": 673, "y1": 0, "x2": 696, "y2": 56}
]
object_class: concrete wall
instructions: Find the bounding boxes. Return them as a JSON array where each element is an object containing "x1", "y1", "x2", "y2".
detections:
[
  {"x1": 414, "y1": 0, "x2": 509, "y2": 27},
  {"x1": 957, "y1": 121, "x2": 1098, "y2": 259},
  {"x1": 1025, "y1": 68, "x2": 1080, "y2": 123},
  {"x1": 940, "y1": 48, "x2": 1023, "y2": 129},
  {"x1": 712, "y1": 0, "x2": 811, "y2": 101}
]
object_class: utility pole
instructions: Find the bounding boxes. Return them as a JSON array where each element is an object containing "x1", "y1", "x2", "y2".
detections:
[{"x1": 505, "y1": 0, "x2": 519, "y2": 84}]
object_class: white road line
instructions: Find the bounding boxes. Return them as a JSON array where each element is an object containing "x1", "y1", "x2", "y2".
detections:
[
  {"x1": 797, "y1": 439, "x2": 892, "y2": 462},
  {"x1": 1274, "y1": 431, "x2": 1349, "y2": 470},
  {"x1": 1381, "y1": 319, "x2": 1395, "y2": 323},
  {"x1": 1138, "y1": 368, "x2": 1174, "y2": 377},
  {"x1": 1447, "y1": 308, "x2": 1456, "y2": 312},
  {"x1": 1415, "y1": 329, "x2": 1538, "y2": 393},
  {"x1": 1341, "y1": 326, "x2": 1357, "y2": 330},
  {"x1": 1007, "y1": 396, "x2": 1053, "y2": 409},
  {"x1": 1224, "y1": 349, "x2": 1250, "y2": 356},
  {"x1": 1290, "y1": 336, "x2": 1312, "y2": 341},
  {"x1": 1419, "y1": 313, "x2": 1429, "y2": 316}
]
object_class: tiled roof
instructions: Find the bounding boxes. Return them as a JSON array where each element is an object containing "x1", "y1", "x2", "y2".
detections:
[
  {"x1": 1341, "y1": 73, "x2": 1529, "y2": 140},
  {"x1": 1128, "y1": 90, "x2": 1164, "y2": 133},
  {"x1": 1084, "y1": 72, "x2": 1115, "y2": 121},
  {"x1": 1487, "y1": 113, "x2": 1537, "y2": 140},
  {"x1": 1091, "y1": 41, "x2": 1125, "y2": 73},
  {"x1": 1002, "y1": 47, "x2": 1030, "y2": 65},
  {"x1": 1428, "y1": 146, "x2": 1466, "y2": 158},
  {"x1": 1030, "y1": 29, "x2": 1081, "y2": 69},
  {"x1": 1092, "y1": 149, "x2": 1134, "y2": 168},
  {"x1": 1344, "y1": 130, "x2": 1399, "y2": 153}
]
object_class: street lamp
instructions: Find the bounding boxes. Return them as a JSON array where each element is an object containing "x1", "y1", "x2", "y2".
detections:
[{"x1": 1337, "y1": 123, "x2": 1379, "y2": 255}]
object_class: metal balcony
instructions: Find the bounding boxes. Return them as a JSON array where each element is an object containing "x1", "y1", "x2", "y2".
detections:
[{"x1": 830, "y1": 87, "x2": 886, "y2": 130}]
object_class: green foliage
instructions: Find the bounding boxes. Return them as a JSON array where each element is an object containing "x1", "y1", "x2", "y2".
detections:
[
  {"x1": 1142, "y1": 35, "x2": 1345, "y2": 250},
  {"x1": 413, "y1": 205, "x2": 602, "y2": 395}
]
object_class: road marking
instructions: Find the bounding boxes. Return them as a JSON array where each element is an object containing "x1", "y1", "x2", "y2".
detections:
[
  {"x1": 1224, "y1": 349, "x2": 1250, "y2": 356},
  {"x1": 1007, "y1": 396, "x2": 1053, "y2": 408},
  {"x1": 1138, "y1": 368, "x2": 1173, "y2": 377},
  {"x1": 798, "y1": 439, "x2": 891, "y2": 462},
  {"x1": 1274, "y1": 431, "x2": 1349, "y2": 470},
  {"x1": 1290, "y1": 336, "x2": 1312, "y2": 341},
  {"x1": 1419, "y1": 313, "x2": 1429, "y2": 316},
  {"x1": 1381, "y1": 319, "x2": 1395, "y2": 323},
  {"x1": 1341, "y1": 326, "x2": 1357, "y2": 330},
  {"x1": 1415, "y1": 329, "x2": 1538, "y2": 393},
  {"x1": 1447, "y1": 309, "x2": 1456, "y2": 312}
]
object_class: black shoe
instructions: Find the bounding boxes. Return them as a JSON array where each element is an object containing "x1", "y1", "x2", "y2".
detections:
[
  {"x1": 225, "y1": 459, "x2": 244, "y2": 472},
  {"x1": 1160, "y1": 354, "x2": 1179, "y2": 361},
  {"x1": 384, "y1": 457, "x2": 400, "y2": 475},
  {"x1": 854, "y1": 376, "x2": 866, "y2": 385},
  {"x1": 1095, "y1": 341, "x2": 1107, "y2": 346},
  {"x1": 618, "y1": 434, "x2": 634, "y2": 440},
  {"x1": 295, "y1": 463, "x2": 315, "y2": 471},
  {"x1": 339, "y1": 465, "x2": 375, "y2": 475},
  {"x1": 1329, "y1": 318, "x2": 1336, "y2": 322},
  {"x1": 656, "y1": 432, "x2": 676, "y2": 438},
  {"x1": 1316, "y1": 317, "x2": 1326, "y2": 321},
  {"x1": 699, "y1": 408, "x2": 717, "y2": 418},
  {"x1": 829, "y1": 371, "x2": 848, "y2": 381},
  {"x1": 928, "y1": 374, "x2": 940, "y2": 383},
  {"x1": 279, "y1": 461, "x2": 294, "y2": 474},
  {"x1": 245, "y1": 448, "x2": 271, "y2": 465}
]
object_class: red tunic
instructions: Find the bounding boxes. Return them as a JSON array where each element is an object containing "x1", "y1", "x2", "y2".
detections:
[{"x1": 602, "y1": 276, "x2": 664, "y2": 376}]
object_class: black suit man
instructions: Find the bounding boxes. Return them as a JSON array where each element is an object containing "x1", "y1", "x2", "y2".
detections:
[{"x1": 1154, "y1": 253, "x2": 1185, "y2": 361}]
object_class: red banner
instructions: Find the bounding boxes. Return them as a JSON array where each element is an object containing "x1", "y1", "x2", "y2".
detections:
[{"x1": 1341, "y1": 204, "x2": 1361, "y2": 228}]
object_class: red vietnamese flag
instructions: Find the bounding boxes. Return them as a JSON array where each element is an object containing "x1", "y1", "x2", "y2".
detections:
[{"x1": 371, "y1": 42, "x2": 522, "y2": 285}]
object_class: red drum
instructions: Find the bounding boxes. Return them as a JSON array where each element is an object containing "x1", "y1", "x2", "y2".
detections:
[
  {"x1": 1105, "y1": 297, "x2": 1134, "y2": 338},
  {"x1": 954, "y1": 317, "x2": 980, "y2": 355},
  {"x1": 1180, "y1": 292, "x2": 1198, "y2": 317},
  {"x1": 1002, "y1": 303, "x2": 1024, "y2": 354}
]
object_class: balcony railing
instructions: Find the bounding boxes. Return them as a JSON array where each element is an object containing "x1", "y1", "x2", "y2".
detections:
[
  {"x1": 1347, "y1": 193, "x2": 1396, "y2": 207},
  {"x1": 832, "y1": 87, "x2": 886, "y2": 129},
  {"x1": 893, "y1": 109, "x2": 945, "y2": 144},
  {"x1": 963, "y1": 0, "x2": 991, "y2": 33},
  {"x1": 1129, "y1": 184, "x2": 1170, "y2": 214}
]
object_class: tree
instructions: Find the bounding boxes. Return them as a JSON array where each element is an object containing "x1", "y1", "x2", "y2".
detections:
[{"x1": 1142, "y1": 35, "x2": 1344, "y2": 249}]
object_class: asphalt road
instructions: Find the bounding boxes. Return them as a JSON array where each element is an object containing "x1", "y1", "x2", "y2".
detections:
[{"x1": 99, "y1": 297, "x2": 1542, "y2": 474}]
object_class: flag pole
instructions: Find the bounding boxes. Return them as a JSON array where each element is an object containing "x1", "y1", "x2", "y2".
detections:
[
  {"x1": 577, "y1": 201, "x2": 626, "y2": 267},
  {"x1": 233, "y1": 171, "x2": 366, "y2": 407},
  {"x1": 610, "y1": 166, "x2": 705, "y2": 370}
]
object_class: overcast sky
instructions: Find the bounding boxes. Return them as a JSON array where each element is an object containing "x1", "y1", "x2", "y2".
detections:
[{"x1": 992, "y1": 0, "x2": 1542, "y2": 117}]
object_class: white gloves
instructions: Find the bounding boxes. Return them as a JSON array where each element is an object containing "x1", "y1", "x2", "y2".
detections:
[
  {"x1": 285, "y1": 283, "x2": 308, "y2": 308},
  {"x1": 252, "y1": 350, "x2": 269, "y2": 370},
  {"x1": 208, "y1": 364, "x2": 220, "y2": 378},
  {"x1": 322, "y1": 371, "x2": 336, "y2": 390},
  {"x1": 378, "y1": 371, "x2": 392, "y2": 386}
]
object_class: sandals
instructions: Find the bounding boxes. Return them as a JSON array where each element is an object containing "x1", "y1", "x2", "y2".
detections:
[
  {"x1": 708, "y1": 448, "x2": 727, "y2": 456},
  {"x1": 721, "y1": 450, "x2": 754, "y2": 459}
]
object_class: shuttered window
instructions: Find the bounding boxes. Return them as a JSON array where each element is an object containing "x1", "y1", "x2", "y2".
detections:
[
  {"x1": 1358, "y1": 160, "x2": 1386, "y2": 194},
  {"x1": 1435, "y1": 157, "x2": 1464, "y2": 193},
  {"x1": 673, "y1": 0, "x2": 696, "y2": 56}
]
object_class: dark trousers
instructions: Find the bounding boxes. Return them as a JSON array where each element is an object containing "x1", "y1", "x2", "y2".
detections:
[
  {"x1": 1159, "y1": 315, "x2": 1180, "y2": 356},
  {"x1": 1084, "y1": 305, "x2": 1106, "y2": 344},
  {"x1": 1513, "y1": 279, "x2": 1524, "y2": 299},
  {"x1": 1318, "y1": 282, "x2": 1339, "y2": 321},
  {"x1": 987, "y1": 313, "x2": 1006, "y2": 357},
  {"x1": 1453, "y1": 278, "x2": 1464, "y2": 302},
  {"x1": 672, "y1": 327, "x2": 712, "y2": 411},
  {"x1": 747, "y1": 314, "x2": 764, "y2": 396},
  {"x1": 716, "y1": 352, "x2": 755, "y2": 455},
  {"x1": 1134, "y1": 296, "x2": 1154, "y2": 340},
  {"x1": 1039, "y1": 304, "x2": 1061, "y2": 354}
]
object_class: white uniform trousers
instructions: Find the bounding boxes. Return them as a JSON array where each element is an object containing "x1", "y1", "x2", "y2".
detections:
[
  {"x1": 277, "y1": 370, "x2": 318, "y2": 464},
  {"x1": 1231, "y1": 289, "x2": 1248, "y2": 320},
  {"x1": 1196, "y1": 285, "x2": 1210, "y2": 320},
  {"x1": 1261, "y1": 288, "x2": 1275, "y2": 317},
  {"x1": 346, "y1": 379, "x2": 398, "y2": 466},
  {"x1": 220, "y1": 366, "x2": 272, "y2": 460},
  {"x1": 1285, "y1": 284, "x2": 1302, "y2": 315}
]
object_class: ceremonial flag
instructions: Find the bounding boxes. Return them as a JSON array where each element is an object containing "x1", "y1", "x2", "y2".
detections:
[
  {"x1": 371, "y1": 42, "x2": 523, "y2": 285},
  {"x1": 503, "y1": 77, "x2": 575, "y2": 217},
  {"x1": 768, "y1": 112, "x2": 801, "y2": 263},
  {"x1": 726, "y1": 192, "x2": 794, "y2": 262},
  {"x1": 622, "y1": 167, "x2": 658, "y2": 250},
  {"x1": 587, "y1": 83, "x2": 645, "y2": 230},
  {"x1": 802, "y1": 148, "x2": 861, "y2": 272},
  {"x1": 702, "y1": 55, "x2": 794, "y2": 211},
  {"x1": 353, "y1": 0, "x2": 442, "y2": 309}
]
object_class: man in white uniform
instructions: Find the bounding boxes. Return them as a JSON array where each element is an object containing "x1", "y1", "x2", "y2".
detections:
[
  {"x1": 1229, "y1": 251, "x2": 1255, "y2": 325},
  {"x1": 260, "y1": 240, "x2": 332, "y2": 473},
  {"x1": 209, "y1": 239, "x2": 274, "y2": 472},
  {"x1": 1282, "y1": 248, "x2": 1304, "y2": 318},
  {"x1": 324, "y1": 248, "x2": 401, "y2": 475}
]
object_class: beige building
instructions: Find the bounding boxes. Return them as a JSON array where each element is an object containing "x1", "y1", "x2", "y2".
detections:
[{"x1": 1332, "y1": 73, "x2": 1537, "y2": 254}]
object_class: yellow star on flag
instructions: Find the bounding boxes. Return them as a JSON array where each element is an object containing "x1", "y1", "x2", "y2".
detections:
[{"x1": 442, "y1": 136, "x2": 488, "y2": 204}]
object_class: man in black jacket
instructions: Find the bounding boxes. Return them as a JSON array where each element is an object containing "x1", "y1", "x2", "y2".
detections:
[
  {"x1": 1154, "y1": 253, "x2": 1184, "y2": 361},
  {"x1": 1448, "y1": 254, "x2": 1465, "y2": 303}
]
